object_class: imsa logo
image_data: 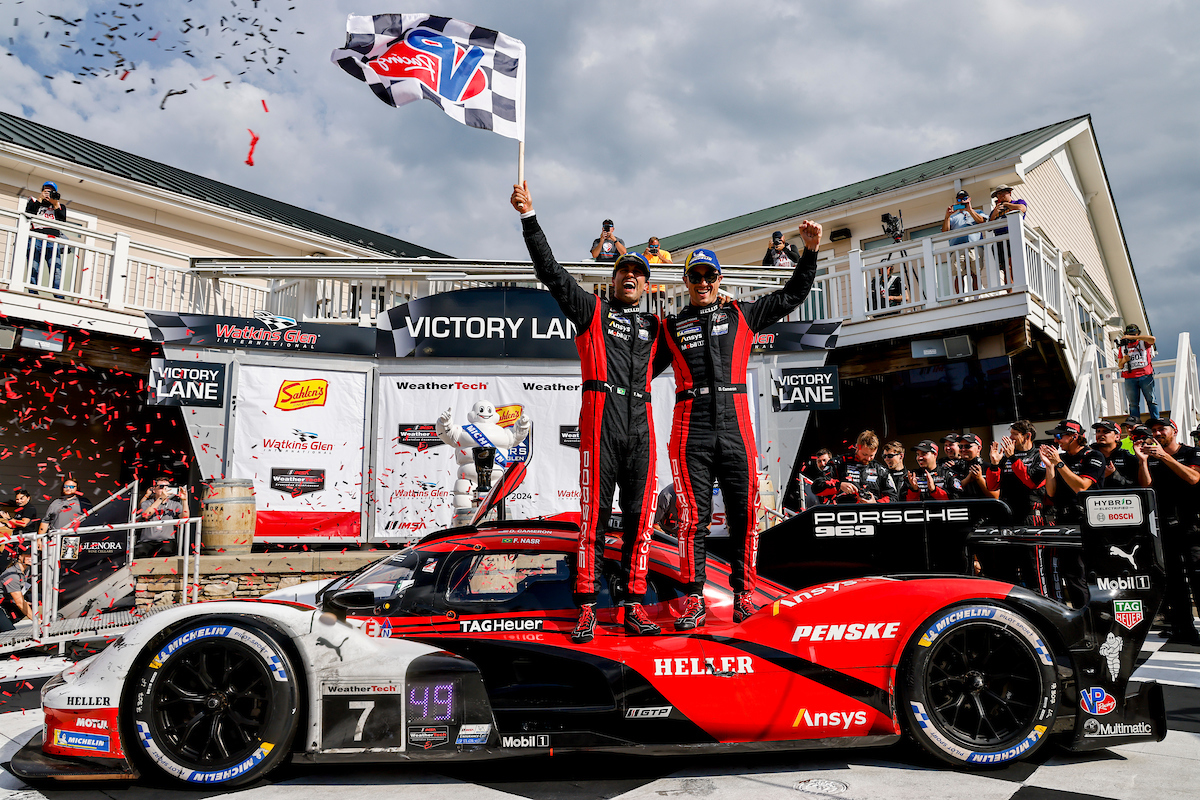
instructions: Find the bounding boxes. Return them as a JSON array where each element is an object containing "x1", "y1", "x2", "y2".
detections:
[{"x1": 501, "y1": 734, "x2": 550, "y2": 748}]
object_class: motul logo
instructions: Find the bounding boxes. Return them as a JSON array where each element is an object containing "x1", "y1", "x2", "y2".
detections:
[
  {"x1": 500, "y1": 734, "x2": 549, "y2": 748},
  {"x1": 274, "y1": 379, "x2": 328, "y2": 411},
  {"x1": 793, "y1": 708, "x2": 868, "y2": 730}
]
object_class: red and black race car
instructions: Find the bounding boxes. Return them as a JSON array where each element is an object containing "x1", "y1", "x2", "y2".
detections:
[{"x1": 12, "y1": 472, "x2": 1168, "y2": 788}]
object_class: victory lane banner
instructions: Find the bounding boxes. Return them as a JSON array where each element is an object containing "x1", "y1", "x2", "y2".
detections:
[
  {"x1": 772, "y1": 365, "x2": 841, "y2": 412},
  {"x1": 231, "y1": 365, "x2": 368, "y2": 541},
  {"x1": 147, "y1": 311, "x2": 377, "y2": 356},
  {"x1": 148, "y1": 358, "x2": 227, "y2": 408}
]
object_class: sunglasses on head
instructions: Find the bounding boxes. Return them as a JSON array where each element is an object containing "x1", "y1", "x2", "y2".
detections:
[{"x1": 686, "y1": 271, "x2": 720, "y2": 284}]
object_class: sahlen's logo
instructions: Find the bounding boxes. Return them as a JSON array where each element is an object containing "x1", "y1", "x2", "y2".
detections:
[
  {"x1": 369, "y1": 28, "x2": 487, "y2": 103},
  {"x1": 274, "y1": 379, "x2": 328, "y2": 411}
]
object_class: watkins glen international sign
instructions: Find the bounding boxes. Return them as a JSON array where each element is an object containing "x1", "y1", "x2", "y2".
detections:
[
  {"x1": 378, "y1": 287, "x2": 579, "y2": 359},
  {"x1": 147, "y1": 311, "x2": 377, "y2": 356}
]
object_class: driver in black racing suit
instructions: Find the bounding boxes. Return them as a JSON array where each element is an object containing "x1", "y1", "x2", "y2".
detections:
[{"x1": 512, "y1": 182, "x2": 662, "y2": 643}]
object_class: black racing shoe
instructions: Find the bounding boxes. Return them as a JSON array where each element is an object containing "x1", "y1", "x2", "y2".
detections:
[
  {"x1": 732, "y1": 592, "x2": 757, "y2": 624},
  {"x1": 623, "y1": 602, "x2": 661, "y2": 635},
  {"x1": 674, "y1": 594, "x2": 706, "y2": 631},
  {"x1": 572, "y1": 603, "x2": 597, "y2": 644}
]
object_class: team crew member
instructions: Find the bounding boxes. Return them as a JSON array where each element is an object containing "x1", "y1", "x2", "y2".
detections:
[
  {"x1": 938, "y1": 434, "x2": 960, "y2": 468},
  {"x1": 1136, "y1": 418, "x2": 1200, "y2": 645},
  {"x1": 1040, "y1": 419, "x2": 1106, "y2": 524},
  {"x1": 986, "y1": 420, "x2": 1048, "y2": 524},
  {"x1": 813, "y1": 430, "x2": 899, "y2": 505},
  {"x1": 1092, "y1": 419, "x2": 1139, "y2": 488},
  {"x1": 954, "y1": 434, "x2": 994, "y2": 498},
  {"x1": 661, "y1": 223, "x2": 821, "y2": 629},
  {"x1": 904, "y1": 440, "x2": 961, "y2": 500},
  {"x1": 511, "y1": 182, "x2": 662, "y2": 642},
  {"x1": 881, "y1": 440, "x2": 908, "y2": 492}
]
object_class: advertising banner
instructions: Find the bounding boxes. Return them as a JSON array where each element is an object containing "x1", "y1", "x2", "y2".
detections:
[
  {"x1": 378, "y1": 287, "x2": 580, "y2": 359},
  {"x1": 147, "y1": 311, "x2": 377, "y2": 356},
  {"x1": 771, "y1": 365, "x2": 840, "y2": 411},
  {"x1": 148, "y1": 358, "x2": 227, "y2": 407},
  {"x1": 375, "y1": 371, "x2": 756, "y2": 541},
  {"x1": 230, "y1": 365, "x2": 368, "y2": 539}
]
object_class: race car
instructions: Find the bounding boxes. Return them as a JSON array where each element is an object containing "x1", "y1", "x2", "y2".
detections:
[{"x1": 12, "y1": 481, "x2": 1168, "y2": 788}]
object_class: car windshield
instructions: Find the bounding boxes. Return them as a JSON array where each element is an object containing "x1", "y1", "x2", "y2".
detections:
[{"x1": 338, "y1": 550, "x2": 420, "y2": 601}]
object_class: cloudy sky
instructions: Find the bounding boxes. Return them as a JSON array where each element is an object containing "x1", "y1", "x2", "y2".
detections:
[{"x1": 2, "y1": 1, "x2": 1198, "y2": 355}]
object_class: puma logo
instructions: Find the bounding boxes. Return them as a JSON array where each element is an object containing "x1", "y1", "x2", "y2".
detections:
[
  {"x1": 316, "y1": 636, "x2": 349, "y2": 661},
  {"x1": 1109, "y1": 544, "x2": 1139, "y2": 568}
]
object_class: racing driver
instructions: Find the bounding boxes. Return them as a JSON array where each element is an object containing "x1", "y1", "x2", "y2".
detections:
[
  {"x1": 659, "y1": 222, "x2": 821, "y2": 629},
  {"x1": 511, "y1": 181, "x2": 662, "y2": 643}
]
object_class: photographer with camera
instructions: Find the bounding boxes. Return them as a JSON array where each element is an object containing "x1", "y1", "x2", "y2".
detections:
[
  {"x1": 590, "y1": 218, "x2": 627, "y2": 263},
  {"x1": 137, "y1": 477, "x2": 185, "y2": 558},
  {"x1": 24, "y1": 181, "x2": 68, "y2": 293},
  {"x1": 1115, "y1": 323, "x2": 1158, "y2": 423},
  {"x1": 1135, "y1": 418, "x2": 1200, "y2": 645},
  {"x1": 813, "y1": 430, "x2": 898, "y2": 505},
  {"x1": 643, "y1": 236, "x2": 672, "y2": 265},
  {"x1": 942, "y1": 190, "x2": 987, "y2": 291},
  {"x1": 763, "y1": 229, "x2": 802, "y2": 268}
]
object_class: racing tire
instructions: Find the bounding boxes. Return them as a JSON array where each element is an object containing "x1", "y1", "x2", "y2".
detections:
[
  {"x1": 122, "y1": 619, "x2": 300, "y2": 787},
  {"x1": 898, "y1": 602, "x2": 1059, "y2": 767}
]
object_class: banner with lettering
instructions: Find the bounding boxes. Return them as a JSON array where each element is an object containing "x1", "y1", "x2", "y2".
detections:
[{"x1": 230, "y1": 365, "x2": 368, "y2": 540}]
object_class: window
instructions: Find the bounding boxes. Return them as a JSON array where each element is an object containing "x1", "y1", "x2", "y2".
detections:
[
  {"x1": 446, "y1": 552, "x2": 573, "y2": 608},
  {"x1": 906, "y1": 222, "x2": 944, "y2": 241}
]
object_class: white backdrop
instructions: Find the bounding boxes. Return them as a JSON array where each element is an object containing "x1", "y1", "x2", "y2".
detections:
[
  {"x1": 374, "y1": 370, "x2": 757, "y2": 540},
  {"x1": 231, "y1": 365, "x2": 368, "y2": 518}
]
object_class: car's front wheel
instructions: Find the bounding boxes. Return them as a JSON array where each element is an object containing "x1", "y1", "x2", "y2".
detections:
[
  {"x1": 123, "y1": 619, "x2": 299, "y2": 787},
  {"x1": 899, "y1": 603, "x2": 1059, "y2": 766}
]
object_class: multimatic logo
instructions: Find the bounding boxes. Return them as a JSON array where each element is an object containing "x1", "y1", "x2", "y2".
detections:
[
  {"x1": 813, "y1": 507, "x2": 970, "y2": 537},
  {"x1": 1082, "y1": 719, "x2": 1153, "y2": 738}
]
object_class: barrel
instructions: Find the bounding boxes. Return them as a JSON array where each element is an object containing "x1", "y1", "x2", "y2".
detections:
[{"x1": 201, "y1": 479, "x2": 256, "y2": 554}]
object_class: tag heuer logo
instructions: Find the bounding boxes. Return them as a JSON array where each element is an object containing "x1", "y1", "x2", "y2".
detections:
[{"x1": 1114, "y1": 599, "x2": 1144, "y2": 630}]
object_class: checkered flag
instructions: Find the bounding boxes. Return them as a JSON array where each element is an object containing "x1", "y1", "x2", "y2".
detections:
[{"x1": 332, "y1": 14, "x2": 526, "y2": 141}]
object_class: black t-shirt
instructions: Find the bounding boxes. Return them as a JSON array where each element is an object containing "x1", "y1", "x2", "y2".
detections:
[
  {"x1": 24, "y1": 198, "x2": 66, "y2": 236},
  {"x1": 954, "y1": 457, "x2": 990, "y2": 499},
  {"x1": 988, "y1": 449, "x2": 1047, "y2": 523},
  {"x1": 2, "y1": 503, "x2": 39, "y2": 533},
  {"x1": 904, "y1": 462, "x2": 962, "y2": 500},
  {"x1": 1051, "y1": 446, "x2": 1106, "y2": 523},
  {"x1": 1098, "y1": 446, "x2": 1140, "y2": 488},
  {"x1": 1147, "y1": 443, "x2": 1200, "y2": 524}
]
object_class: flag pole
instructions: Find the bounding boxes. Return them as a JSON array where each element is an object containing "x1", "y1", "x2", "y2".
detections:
[{"x1": 518, "y1": 140, "x2": 525, "y2": 184}]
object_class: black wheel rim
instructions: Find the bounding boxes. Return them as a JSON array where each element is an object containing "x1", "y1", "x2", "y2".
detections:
[
  {"x1": 923, "y1": 622, "x2": 1043, "y2": 748},
  {"x1": 150, "y1": 639, "x2": 273, "y2": 768}
]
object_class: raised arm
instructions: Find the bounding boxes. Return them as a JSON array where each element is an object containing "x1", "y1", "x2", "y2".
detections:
[
  {"x1": 743, "y1": 221, "x2": 822, "y2": 331},
  {"x1": 512, "y1": 182, "x2": 597, "y2": 329}
]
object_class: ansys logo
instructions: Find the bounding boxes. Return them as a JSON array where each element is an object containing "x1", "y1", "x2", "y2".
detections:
[{"x1": 369, "y1": 28, "x2": 488, "y2": 104}]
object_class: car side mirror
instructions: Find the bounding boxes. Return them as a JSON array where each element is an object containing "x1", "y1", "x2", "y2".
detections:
[{"x1": 325, "y1": 588, "x2": 376, "y2": 620}]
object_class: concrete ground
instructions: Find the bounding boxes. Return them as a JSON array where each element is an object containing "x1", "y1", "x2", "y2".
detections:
[{"x1": 0, "y1": 636, "x2": 1196, "y2": 800}]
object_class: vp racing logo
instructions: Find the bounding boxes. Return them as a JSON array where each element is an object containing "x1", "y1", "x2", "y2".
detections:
[{"x1": 369, "y1": 28, "x2": 488, "y2": 104}]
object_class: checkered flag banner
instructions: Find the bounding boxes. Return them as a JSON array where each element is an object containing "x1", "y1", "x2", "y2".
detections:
[{"x1": 331, "y1": 14, "x2": 526, "y2": 141}]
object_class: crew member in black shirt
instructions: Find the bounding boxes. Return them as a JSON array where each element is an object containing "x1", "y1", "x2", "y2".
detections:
[
  {"x1": 986, "y1": 420, "x2": 1047, "y2": 524},
  {"x1": 813, "y1": 430, "x2": 898, "y2": 504},
  {"x1": 903, "y1": 440, "x2": 961, "y2": 500},
  {"x1": 1092, "y1": 419, "x2": 1140, "y2": 488},
  {"x1": 954, "y1": 434, "x2": 994, "y2": 499},
  {"x1": 1040, "y1": 419, "x2": 1106, "y2": 524},
  {"x1": 1136, "y1": 417, "x2": 1200, "y2": 645},
  {"x1": 938, "y1": 434, "x2": 960, "y2": 469},
  {"x1": 880, "y1": 440, "x2": 908, "y2": 494}
]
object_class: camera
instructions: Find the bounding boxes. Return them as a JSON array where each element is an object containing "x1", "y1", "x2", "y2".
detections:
[
  {"x1": 647, "y1": 245, "x2": 659, "y2": 253},
  {"x1": 880, "y1": 211, "x2": 904, "y2": 243},
  {"x1": 1131, "y1": 425, "x2": 1153, "y2": 441},
  {"x1": 952, "y1": 203, "x2": 966, "y2": 211},
  {"x1": 49, "y1": 190, "x2": 60, "y2": 200},
  {"x1": 603, "y1": 224, "x2": 612, "y2": 232}
]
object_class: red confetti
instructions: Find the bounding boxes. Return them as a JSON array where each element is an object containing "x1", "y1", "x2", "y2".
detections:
[
  {"x1": 245, "y1": 129, "x2": 260, "y2": 166},
  {"x1": 261, "y1": 99, "x2": 269, "y2": 113},
  {"x1": 120, "y1": 70, "x2": 130, "y2": 81}
]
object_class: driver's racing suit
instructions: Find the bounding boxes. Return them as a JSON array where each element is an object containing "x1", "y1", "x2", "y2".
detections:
[{"x1": 522, "y1": 214, "x2": 661, "y2": 604}]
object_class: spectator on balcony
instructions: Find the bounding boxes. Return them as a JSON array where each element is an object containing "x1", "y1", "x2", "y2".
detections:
[
  {"x1": 943, "y1": 190, "x2": 987, "y2": 292},
  {"x1": 136, "y1": 477, "x2": 185, "y2": 558},
  {"x1": 37, "y1": 478, "x2": 92, "y2": 535},
  {"x1": 880, "y1": 440, "x2": 908, "y2": 490},
  {"x1": 763, "y1": 230, "x2": 803, "y2": 269},
  {"x1": 0, "y1": 488, "x2": 39, "y2": 542},
  {"x1": 590, "y1": 218, "x2": 626, "y2": 263},
  {"x1": 25, "y1": 181, "x2": 67, "y2": 294},
  {"x1": 1116, "y1": 324, "x2": 1158, "y2": 424},
  {"x1": 870, "y1": 261, "x2": 904, "y2": 313},
  {"x1": 1092, "y1": 419, "x2": 1139, "y2": 488},
  {"x1": 0, "y1": 549, "x2": 34, "y2": 631},
  {"x1": 1135, "y1": 417, "x2": 1200, "y2": 645},
  {"x1": 988, "y1": 185, "x2": 1028, "y2": 280},
  {"x1": 904, "y1": 440, "x2": 961, "y2": 500},
  {"x1": 954, "y1": 433, "x2": 994, "y2": 498},
  {"x1": 987, "y1": 421, "x2": 1047, "y2": 524},
  {"x1": 643, "y1": 237, "x2": 672, "y2": 265}
]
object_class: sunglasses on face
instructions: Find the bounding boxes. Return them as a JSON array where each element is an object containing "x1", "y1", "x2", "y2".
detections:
[
  {"x1": 686, "y1": 271, "x2": 720, "y2": 285},
  {"x1": 883, "y1": 453, "x2": 901, "y2": 459}
]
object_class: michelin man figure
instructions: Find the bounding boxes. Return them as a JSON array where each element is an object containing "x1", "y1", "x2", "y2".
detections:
[{"x1": 436, "y1": 400, "x2": 531, "y2": 525}]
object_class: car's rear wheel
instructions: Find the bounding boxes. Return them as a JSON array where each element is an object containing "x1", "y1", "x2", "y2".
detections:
[
  {"x1": 123, "y1": 620, "x2": 299, "y2": 787},
  {"x1": 899, "y1": 603, "x2": 1059, "y2": 766}
]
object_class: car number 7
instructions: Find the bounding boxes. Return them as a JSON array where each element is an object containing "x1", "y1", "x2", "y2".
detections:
[{"x1": 348, "y1": 700, "x2": 375, "y2": 741}]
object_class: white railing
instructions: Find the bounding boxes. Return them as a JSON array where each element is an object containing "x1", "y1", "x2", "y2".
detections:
[
  {"x1": 1067, "y1": 343, "x2": 1103, "y2": 424},
  {"x1": 1072, "y1": 332, "x2": 1199, "y2": 427}
]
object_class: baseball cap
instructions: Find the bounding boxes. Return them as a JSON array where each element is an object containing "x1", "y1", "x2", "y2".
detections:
[
  {"x1": 958, "y1": 433, "x2": 982, "y2": 447},
  {"x1": 1147, "y1": 417, "x2": 1177, "y2": 432},
  {"x1": 1045, "y1": 419, "x2": 1084, "y2": 436},
  {"x1": 613, "y1": 251, "x2": 650, "y2": 279},
  {"x1": 991, "y1": 185, "x2": 1015, "y2": 197},
  {"x1": 1124, "y1": 324, "x2": 1141, "y2": 335},
  {"x1": 955, "y1": 190, "x2": 969, "y2": 200},
  {"x1": 602, "y1": 218, "x2": 614, "y2": 227},
  {"x1": 1092, "y1": 420, "x2": 1119, "y2": 433},
  {"x1": 42, "y1": 181, "x2": 58, "y2": 191},
  {"x1": 911, "y1": 439, "x2": 938, "y2": 454},
  {"x1": 685, "y1": 248, "x2": 722, "y2": 274},
  {"x1": 940, "y1": 433, "x2": 960, "y2": 444},
  {"x1": 1123, "y1": 415, "x2": 1140, "y2": 426},
  {"x1": 772, "y1": 230, "x2": 784, "y2": 240}
]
